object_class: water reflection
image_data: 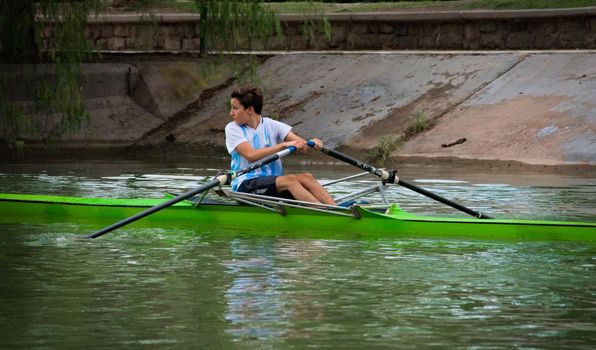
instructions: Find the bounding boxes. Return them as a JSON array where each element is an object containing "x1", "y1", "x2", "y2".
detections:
[
  {"x1": 224, "y1": 240, "x2": 288, "y2": 340},
  {"x1": 1, "y1": 225, "x2": 595, "y2": 348},
  {"x1": 223, "y1": 239, "x2": 340, "y2": 344},
  {"x1": 214, "y1": 238, "x2": 596, "y2": 348}
]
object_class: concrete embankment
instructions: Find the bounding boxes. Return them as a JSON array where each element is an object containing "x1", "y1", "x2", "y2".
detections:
[
  {"x1": 3, "y1": 8, "x2": 595, "y2": 173},
  {"x1": 3, "y1": 50, "x2": 595, "y2": 174}
]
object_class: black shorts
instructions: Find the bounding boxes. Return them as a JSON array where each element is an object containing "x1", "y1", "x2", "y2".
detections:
[{"x1": 237, "y1": 176, "x2": 278, "y2": 196}]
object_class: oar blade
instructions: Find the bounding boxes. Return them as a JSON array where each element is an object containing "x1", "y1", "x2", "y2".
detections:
[
  {"x1": 86, "y1": 145, "x2": 300, "y2": 239},
  {"x1": 86, "y1": 178, "x2": 223, "y2": 239}
]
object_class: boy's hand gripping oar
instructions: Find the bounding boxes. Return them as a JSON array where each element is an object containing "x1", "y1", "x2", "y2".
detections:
[
  {"x1": 86, "y1": 145, "x2": 299, "y2": 239},
  {"x1": 307, "y1": 141, "x2": 492, "y2": 219}
]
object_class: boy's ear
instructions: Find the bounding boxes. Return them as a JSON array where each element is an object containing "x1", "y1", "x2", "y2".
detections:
[{"x1": 246, "y1": 106, "x2": 255, "y2": 114}]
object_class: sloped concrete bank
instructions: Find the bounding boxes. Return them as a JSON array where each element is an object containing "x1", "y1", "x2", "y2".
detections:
[
  {"x1": 2, "y1": 51, "x2": 596, "y2": 175},
  {"x1": 131, "y1": 51, "x2": 595, "y2": 172}
]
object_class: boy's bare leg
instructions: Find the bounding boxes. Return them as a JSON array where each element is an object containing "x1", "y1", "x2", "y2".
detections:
[
  {"x1": 275, "y1": 175, "x2": 321, "y2": 203},
  {"x1": 296, "y1": 173, "x2": 336, "y2": 205}
]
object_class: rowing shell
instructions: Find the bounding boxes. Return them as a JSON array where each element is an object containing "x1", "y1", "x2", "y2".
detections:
[{"x1": 1, "y1": 193, "x2": 594, "y2": 241}]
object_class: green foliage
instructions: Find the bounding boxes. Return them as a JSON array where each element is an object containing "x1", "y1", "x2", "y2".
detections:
[
  {"x1": 0, "y1": 0, "x2": 287, "y2": 148},
  {"x1": 192, "y1": 1, "x2": 285, "y2": 89},
  {"x1": 35, "y1": 1, "x2": 103, "y2": 141},
  {"x1": 367, "y1": 110, "x2": 432, "y2": 163},
  {"x1": 1, "y1": 1, "x2": 103, "y2": 146},
  {"x1": 0, "y1": 80, "x2": 29, "y2": 141},
  {"x1": 405, "y1": 110, "x2": 430, "y2": 137},
  {"x1": 195, "y1": 0, "x2": 281, "y2": 53},
  {"x1": 280, "y1": 1, "x2": 331, "y2": 42},
  {"x1": 367, "y1": 135, "x2": 401, "y2": 164},
  {"x1": 302, "y1": 14, "x2": 332, "y2": 43}
]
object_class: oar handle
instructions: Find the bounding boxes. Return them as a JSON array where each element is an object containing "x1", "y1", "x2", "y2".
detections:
[
  {"x1": 309, "y1": 142, "x2": 398, "y2": 183},
  {"x1": 87, "y1": 145, "x2": 298, "y2": 239},
  {"x1": 231, "y1": 146, "x2": 296, "y2": 180},
  {"x1": 310, "y1": 142, "x2": 492, "y2": 219}
]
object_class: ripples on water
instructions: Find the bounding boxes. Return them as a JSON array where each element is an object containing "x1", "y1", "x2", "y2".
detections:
[
  {"x1": 1, "y1": 159, "x2": 595, "y2": 220},
  {"x1": 0, "y1": 160, "x2": 595, "y2": 349}
]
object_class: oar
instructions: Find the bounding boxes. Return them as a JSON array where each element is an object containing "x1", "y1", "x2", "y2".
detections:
[
  {"x1": 86, "y1": 145, "x2": 299, "y2": 239},
  {"x1": 308, "y1": 141, "x2": 492, "y2": 219}
]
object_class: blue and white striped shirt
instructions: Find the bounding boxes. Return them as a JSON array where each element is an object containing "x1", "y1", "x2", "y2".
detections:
[{"x1": 225, "y1": 117, "x2": 292, "y2": 191}]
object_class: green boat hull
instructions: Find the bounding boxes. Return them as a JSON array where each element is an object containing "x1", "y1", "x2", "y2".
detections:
[{"x1": 1, "y1": 193, "x2": 595, "y2": 241}]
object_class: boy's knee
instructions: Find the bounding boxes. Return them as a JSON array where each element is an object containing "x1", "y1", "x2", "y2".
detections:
[
  {"x1": 285, "y1": 174, "x2": 299, "y2": 182},
  {"x1": 276, "y1": 174, "x2": 297, "y2": 189},
  {"x1": 298, "y1": 172, "x2": 315, "y2": 181}
]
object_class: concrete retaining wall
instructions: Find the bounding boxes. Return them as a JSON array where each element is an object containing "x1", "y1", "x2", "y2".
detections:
[
  {"x1": 39, "y1": 8, "x2": 596, "y2": 52},
  {"x1": 1, "y1": 64, "x2": 138, "y2": 101}
]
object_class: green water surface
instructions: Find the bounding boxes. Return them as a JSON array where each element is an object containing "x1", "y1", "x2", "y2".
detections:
[{"x1": 0, "y1": 159, "x2": 594, "y2": 349}]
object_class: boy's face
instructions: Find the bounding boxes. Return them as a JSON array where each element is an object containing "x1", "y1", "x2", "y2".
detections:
[{"x1": 230, "y1": 98, "x2": 253, "y2": 125}]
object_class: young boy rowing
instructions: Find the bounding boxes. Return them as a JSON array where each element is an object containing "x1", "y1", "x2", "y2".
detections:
[{"x1": 225, "y1": 83, "x2": 336, "y2": 205}]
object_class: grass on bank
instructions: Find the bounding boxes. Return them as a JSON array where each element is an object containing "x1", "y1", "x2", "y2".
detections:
[
  {"x1": 404, "y1": 110, "x2": 431, "y2": 137},
  {"x1": 132, "y1": 0, "x2": 596, "y2": 14},
  {"x1": 367, "y1": 110, "x2": 433, "y2": 164},
  {"x1": 368, "y1": 135, "x2": 401, "y2": 164}
]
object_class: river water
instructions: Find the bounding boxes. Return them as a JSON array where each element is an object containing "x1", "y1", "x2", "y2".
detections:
[{"x1": 0, "y1": 158, "x2": 595, "y2": 349}]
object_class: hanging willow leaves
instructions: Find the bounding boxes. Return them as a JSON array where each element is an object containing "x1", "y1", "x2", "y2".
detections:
[
  {"x1": 1, "y1": 0, "x2": 103, "y2": 146},
  {"x1": 193, "y1": 0, "x2": 282, "y2": 87},
  {"x1": 0, "y1": 0, "x2": 329, "y2": 148},
  {"x1": 197, "y1": 0, "x2": 281, "y2": 52}
]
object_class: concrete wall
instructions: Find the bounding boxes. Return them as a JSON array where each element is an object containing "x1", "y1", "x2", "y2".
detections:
[
  {"x1": 39, "y1": 8, "x2": 596, "y2": 52},
  {"x1": 1, "y1": 64, "x2": 138, "y2": 101}
]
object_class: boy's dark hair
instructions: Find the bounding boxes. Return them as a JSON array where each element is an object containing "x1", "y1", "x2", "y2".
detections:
[{"x1": 231, "y1": 83, "x2": 263, "y2": 114}]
